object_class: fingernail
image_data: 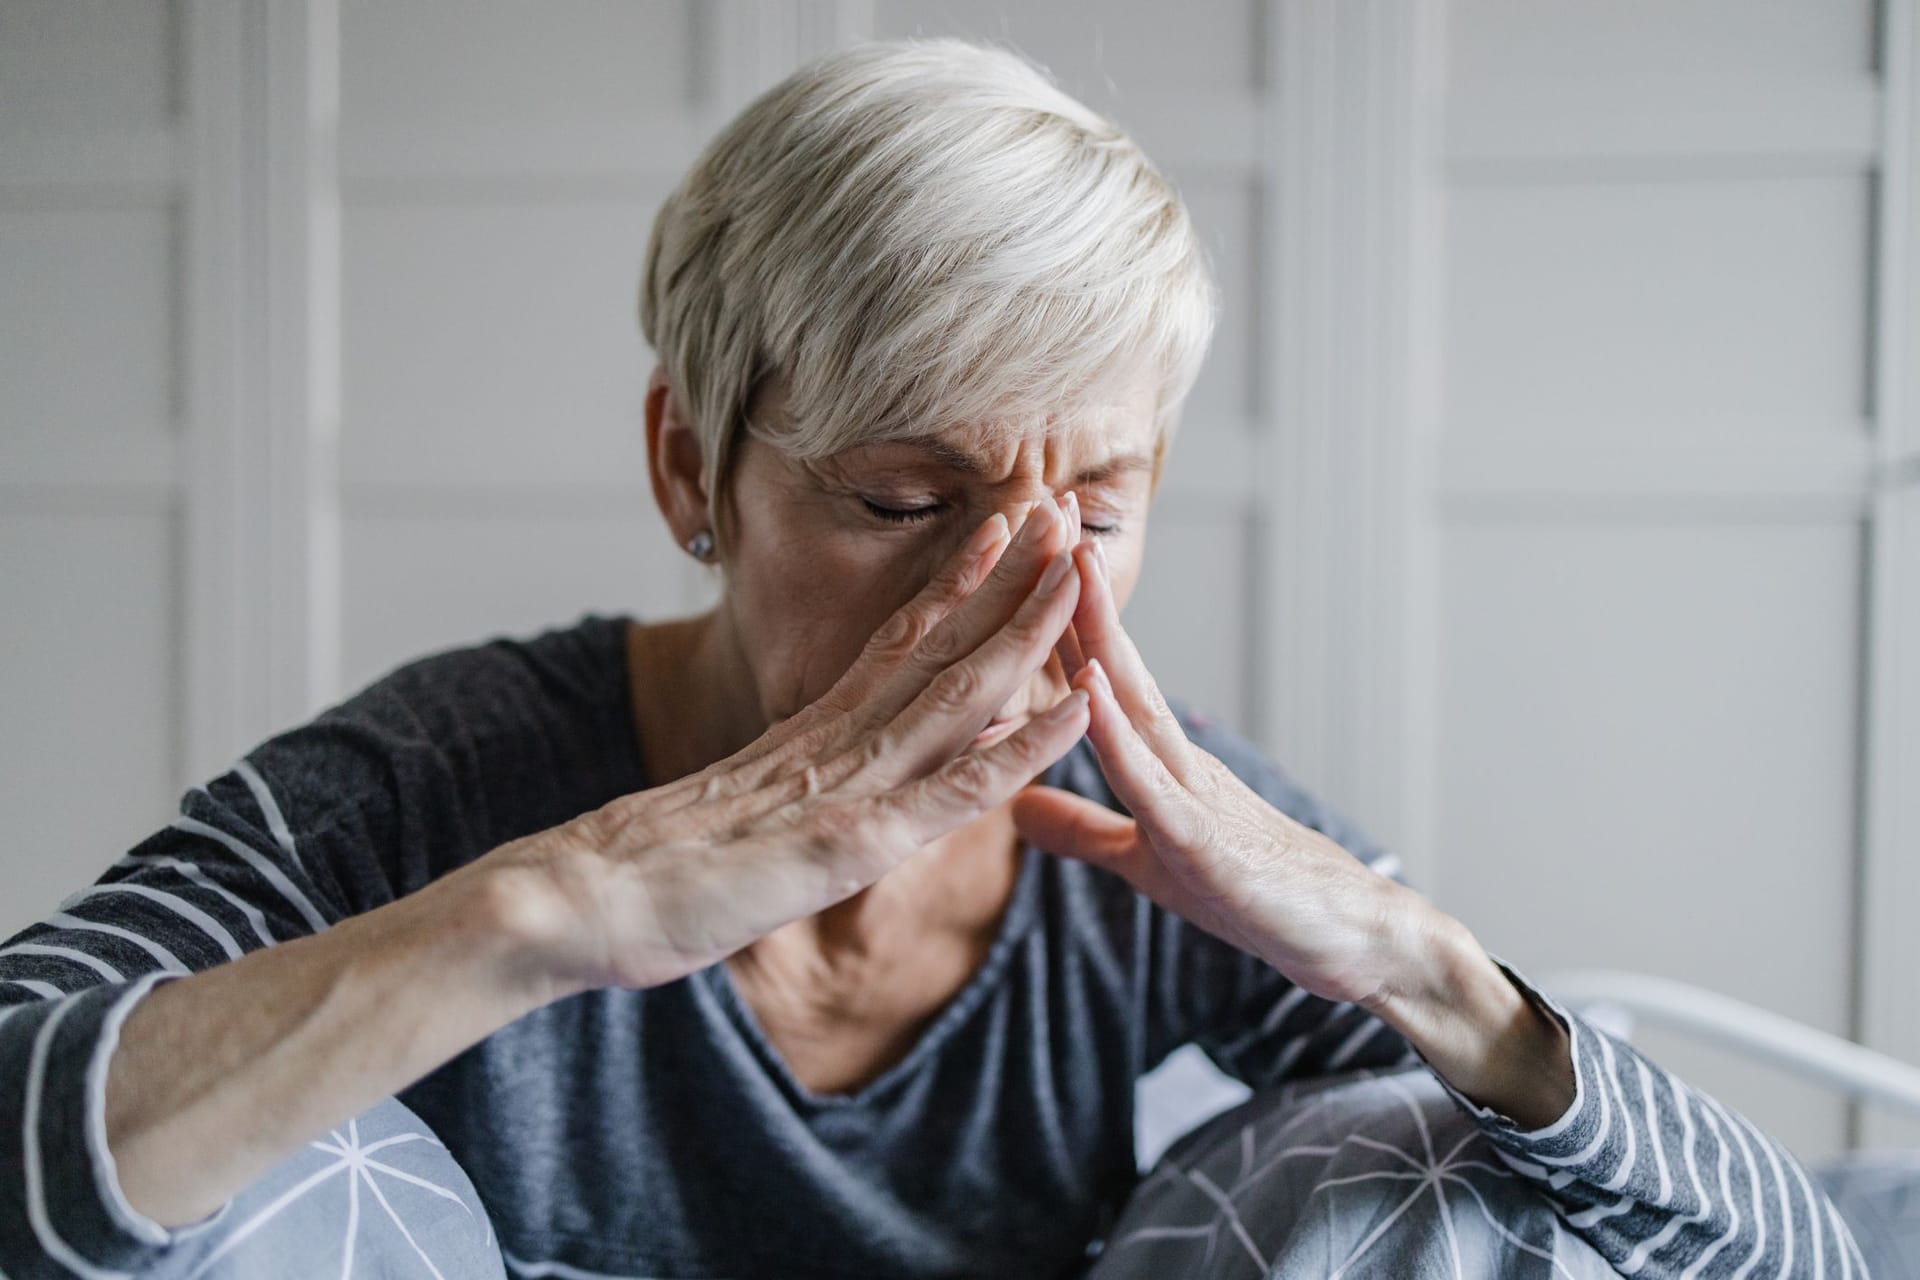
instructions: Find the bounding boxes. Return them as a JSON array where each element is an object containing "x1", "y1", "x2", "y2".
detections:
[
  {"x1": 1037, "y1": 549, "x2": 1073, "y2": 595},
  {"x1": 1091, "y1": 539, "x2": 1111, "y2": 584},
  {"x1": 1043, "y1": 689, "x2": 1090, "y2": 725},
  {"x1": 1063, "y1": 490, "x2": 1080, "y2": 534},
  {"x1": 1011, "y1": 500, "x2": 1049, "y2": 549},
  {"x1": 1087, "y1": 657, "x2": 1113, "y2": 697},
  {"x1": 965, "y1": 512, "x2": 1009, "y2": 559}
]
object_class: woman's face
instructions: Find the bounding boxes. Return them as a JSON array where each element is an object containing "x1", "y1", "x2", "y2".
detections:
[{"x1": 718, "y1": 379, "x2": 1159, "y2": 743}]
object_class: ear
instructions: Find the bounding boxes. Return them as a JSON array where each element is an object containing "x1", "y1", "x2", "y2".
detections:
[{"x1": 644, "y1": 366, "x2": 712, "y2": 555}]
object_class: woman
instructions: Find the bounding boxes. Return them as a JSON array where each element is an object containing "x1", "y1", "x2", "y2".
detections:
[{"x1": 0, "y1": 40, "x2": 1863, "y2": 1279}]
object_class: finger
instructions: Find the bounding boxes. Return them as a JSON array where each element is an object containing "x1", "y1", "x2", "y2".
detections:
[
  {"x1": 1074, "y1": 659, "x2": 1204, "y2": 850},
  {"x1": 1070, "y1": 539, "x2": 1195, "y2": 773},
  {"x1": 858, "y1": 494, "x2": 1073, "y2": 730},
  {"x1": 1010, "y1": 785, "x2": 1136, "y2": 866},
  {"x1": 868, "y1": 541, "x2": 1083, "y2": 783},
  {"x1": 833, "y1": 509, "x2": 1013, "y2": 701},
  {"x1": 869, "y1": 687, "x2": 1091, "y2": 849},
  {"x1": 1053, "y1": 491, "x2": 1088, "y2": 681},
  {"x1": 1054, "y1": 621, "x2": 1087, "y2": 684},
  {"x1": 722, "y1": 510, "x2": 1012, "y2": 777}
]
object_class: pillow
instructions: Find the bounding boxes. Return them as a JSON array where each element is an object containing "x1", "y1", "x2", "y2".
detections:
[
  {"x1": 154, "y1": 1095, "x2": 505, "y2": 1279},
  {"x1": 1816, "y1": 1150, "x2": 1920, "y2": 1280},
  {"x1": 1092, "y1": 1066, "x2": 1617, "y2": 1279}
]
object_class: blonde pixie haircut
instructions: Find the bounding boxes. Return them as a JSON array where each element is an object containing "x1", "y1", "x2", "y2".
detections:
[{"x1": 641, "y1": 39, "x2": 1216, "y2": 541}]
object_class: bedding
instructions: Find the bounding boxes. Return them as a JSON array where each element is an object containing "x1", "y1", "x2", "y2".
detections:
[{"x1": 1090, "y1": 1066, "x2": 1618, "y2": 1279}]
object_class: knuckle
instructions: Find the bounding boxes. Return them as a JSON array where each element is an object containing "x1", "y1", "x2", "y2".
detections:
[
  {"x1": 913, "y1": 620, "x2": 967, "y2": 670},
  {"x1": 800, "y1": 762, "x2": 830, "y2": 799},
  {"x1": 865, "y1": 606, "x2": 931, "y2": 664},
  {"x1": 565, "y1": 805, "x2": 619, "y2": 854},
  {"x1": 927, "y1": 662, "x2": 986, "y2": 713},
  {"x1": 853, "y1": 730, "x2": 896, "y2": 778},
  {"x1": 1142, "y1": 679, "x2": 1176, "y2": 722},
  {"x1": 943, "y1": 754, "x2": 1000, "y2": 807}
]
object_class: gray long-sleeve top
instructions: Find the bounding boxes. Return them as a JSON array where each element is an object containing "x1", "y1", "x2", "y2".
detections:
[{"x1": 0, "y1": 614, "x2": 1869, "y2": 1277}]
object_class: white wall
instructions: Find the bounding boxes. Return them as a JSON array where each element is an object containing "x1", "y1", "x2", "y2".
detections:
[
  {"x1": 2, "y1": 0, "x2": 1915, "y2": 1163},
  {"x1": 1432, "y1": 0, "x2": 1915, "y2": 1161}
]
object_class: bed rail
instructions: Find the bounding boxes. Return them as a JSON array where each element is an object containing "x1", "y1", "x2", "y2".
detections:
[{"x1": 1541, "y1": 969, "x2": 1920, "y2": 1120}]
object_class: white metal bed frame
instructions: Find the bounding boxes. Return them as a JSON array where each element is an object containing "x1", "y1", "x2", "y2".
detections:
[{"x1": 1544, "y1": 971, "x2": 1920, "y2": 1120}]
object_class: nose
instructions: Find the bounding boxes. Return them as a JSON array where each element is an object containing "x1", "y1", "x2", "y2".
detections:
[{"x1": 997, "y1": 491, "x2": 1083, "y2": 547}]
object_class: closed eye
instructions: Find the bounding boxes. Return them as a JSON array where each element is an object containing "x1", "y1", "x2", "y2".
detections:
[{"x1": 861, "y1": 497, "x2": 944, "y2": 524}]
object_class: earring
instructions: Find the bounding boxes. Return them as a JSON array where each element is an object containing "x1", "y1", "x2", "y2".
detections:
[{"x1": 685, "y1": 529, "x2": 715, "y2": 561}]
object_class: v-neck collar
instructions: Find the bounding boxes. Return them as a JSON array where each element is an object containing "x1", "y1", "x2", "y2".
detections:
[{"x1": 702, "y1": 837, "x2": 1045, "y2": 1111}]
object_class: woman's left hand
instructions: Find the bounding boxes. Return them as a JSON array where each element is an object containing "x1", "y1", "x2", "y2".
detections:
[
  {"x1": 1010, "y1": 538, "x2": 1443, "y2": 1013},
  {"x1": 1012, "y1": 536, "x2": 1576, "y2": 1126}
]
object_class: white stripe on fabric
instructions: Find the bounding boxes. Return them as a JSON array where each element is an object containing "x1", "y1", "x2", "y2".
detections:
[
  {"x1": 231, "y1": 760, "x2": 308, "y2": 879},
  {"x1": 1593, "y1": 1034, "x2": 1638, "y2": 1191},
  {"x1": 1725, "y1": 1105, "x2": 1794, "y2": 1280},
  {"x1": 117, "y1": 855, "x2": 277, "y2": 949},
  {"x1": 1324, "y1": 1013, "x2": 1391, "y2": 1071},
  {"x1": 170, "y1": 816, "x2": 329, "y2": 935},
  {"x1": 503, "y1": 1249, "x2": 690, "y2": 1279},
  {"x1": 1633, "y1": 1055, "x2": 1674, "y2": 1208},
  {"x1": 1528, "y1": 1030, "x2": 1614, "y2": 1167},
  {"x1": 0, "y1": 943, "x2": 123, "y2": 984},
  {"x1": 1822, "y1": 1194, "x2": 1856, "y2": 1280},
  {"x1": 46, "y1": 913, "x2": 190, "y2": 975},
  {"x1": 85, "y1": 974, "x2": 178, "y2": 1248},
  {"x1": 1622, "y1": 1063, "x2": 1713, "y2": 1275},
  {"x1": 1565, "y1": 1191, "x2": 1635, "y2": 1230},
  {"x1": 1781, "y1": 1123, "x2": 1826, "y2": 1280},
  {"x1": 1254, "y1": 983, "x2": 1310, "y2": 1037},
  {"x1": 5, "y1": 979, "x2": 65, "y2": 1001},
  {"x1": 80, "y1": 885, "x2": 242, "y2": 961},
  {"x1": 23, "y1": 995, "x2": 134, "y2": 1280},
  {"x1": 1678, "y1": 1103, "x2": 1741, "y2": 1280},
  {"x1": 1699, "y1": 1095, "x2": 1768, "y2": 1280}
]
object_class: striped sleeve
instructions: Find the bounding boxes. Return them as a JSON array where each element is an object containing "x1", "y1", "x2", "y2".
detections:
[
  {"x1": 1424, "y1": 959, "x2": 1870, "y2": 1279},
  {"x1": 0, "y1": 759, "x2": 344, "y2": 1279}
]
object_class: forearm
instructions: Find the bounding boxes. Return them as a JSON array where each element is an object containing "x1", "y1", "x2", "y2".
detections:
[{"x1": 104, "y1": 859, "x2": 560, "y2": 1227}]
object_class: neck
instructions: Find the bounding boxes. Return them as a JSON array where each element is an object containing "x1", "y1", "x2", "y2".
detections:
[{"x1": 625, "y1": 608, "x2": 767, "y2": 787}]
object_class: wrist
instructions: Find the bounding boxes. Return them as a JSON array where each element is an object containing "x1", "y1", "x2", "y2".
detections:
[
  {"x1": 422, "y1": 848, "x2": 597, "y2": 1012},
  {"x1": 1377, "y1": 911, "x2": 1575, "y2": 1129}
]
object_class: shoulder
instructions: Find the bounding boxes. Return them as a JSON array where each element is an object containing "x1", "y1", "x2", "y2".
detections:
[
  {"x1": 322, "y1": 613, "x2": 633, "y2": 751},
  {"x1": 231, "y1": 614, "x2": 638, "y2": 865}
]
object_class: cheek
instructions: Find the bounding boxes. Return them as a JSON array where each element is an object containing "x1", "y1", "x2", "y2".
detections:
[{"x1": 726, "y1": 529, "x2": 941, "y2": 715}]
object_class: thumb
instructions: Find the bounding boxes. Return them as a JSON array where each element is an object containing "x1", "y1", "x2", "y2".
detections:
[{"x1": 1012, "y1": 785, "x2": 1139, "y2": 866}]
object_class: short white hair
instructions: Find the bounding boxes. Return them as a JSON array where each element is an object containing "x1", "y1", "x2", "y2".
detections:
[{"x1": 641, "y1": 38, "x2": 1216, "y2": 532}]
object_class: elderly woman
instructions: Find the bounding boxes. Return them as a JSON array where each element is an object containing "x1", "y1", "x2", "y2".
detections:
[{"x1": 0, "y1": 40, "x2": 1862, "y2": 1280}]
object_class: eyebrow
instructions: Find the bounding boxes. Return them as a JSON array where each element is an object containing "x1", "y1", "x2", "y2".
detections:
[{"x1": 901, "y1": 441, "x2": 1155, "y2": 486}]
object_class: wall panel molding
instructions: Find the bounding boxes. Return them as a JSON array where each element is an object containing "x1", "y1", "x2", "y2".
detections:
[
  {"x1": 1449, "y1": 80, "x2": 1882, "y2": 176},
  {"x1": 1255, "y1": 0, "x2": 1444, "y2": 882},
  {"x1": 182, "y1": 0, "x2": 343, "y2": 784},
  {"x1": 1858, "y1": 0, "x2": 1920, "y2": 1149}
]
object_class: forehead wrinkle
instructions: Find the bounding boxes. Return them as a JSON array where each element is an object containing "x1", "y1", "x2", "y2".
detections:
[
  {"x1": 863, "y1": 428, "x2": 1155, "y2": 489},
  {"x1": 918, "y1": 402, "x2": 1155, "y2": 476}
]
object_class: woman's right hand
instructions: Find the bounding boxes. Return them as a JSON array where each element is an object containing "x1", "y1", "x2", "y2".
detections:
[{"x1": 487, "y1": 495, "x2": 1090, "y2": 998}]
